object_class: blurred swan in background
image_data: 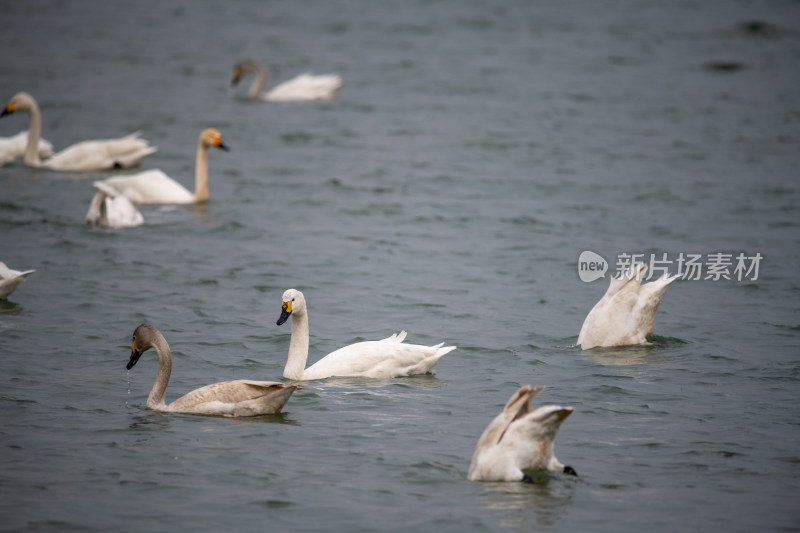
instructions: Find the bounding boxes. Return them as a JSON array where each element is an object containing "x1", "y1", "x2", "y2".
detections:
[
  {"x1": 126, "y1": 323, "x2": 296, "y2": 417},
  {"x1": 0, "y1": 130, "x2": 53, "y2": 165},
  {"x1": 85, "y1": 182, "x2": 144, "y2": 228},
  {"x1": 1, "y1": 92, "x2": 156, "y2": 171},
  {"x1": 0, "y1": 262, "x2": 35, "y2": 299},
  {"x1": 468, "y1": 385, "x2": 577, "y2": 482},
  {"x1": 275, "y1": 288, "x2": 455, "y2": 380},
  {"x1": 231, "y1": 58, "x2": 343, "y2": 102},
  {"x1": 578, "y1": 263, "x2": 678, "y2": 349},
  {"x1": 93, "y1": 128, "x2": 228, "y2": 204}
]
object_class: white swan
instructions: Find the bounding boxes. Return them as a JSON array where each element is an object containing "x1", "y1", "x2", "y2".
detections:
[
  {"x1": 93, "y1": 127, "x2": 228, "y2": 204},
  {"x1": 467, "y1": 386, "x2": 577, "y2": 482},
  {"x1": 231, "y1": 59, "x2": 343, "y2": 102},
  {"x1": 0, "y1": 262, "x2": 35, "y2": 299},
  {"x1": 126, "y1": 324, "x2": 296, "y2": 417},
  {"x1": 0, "y1": 130, "x2": 53, "y2": 166},
  {"x1": 275, "y1": 288, "x2": 455, "y2": 380},
  {"x1": 84, "y1": 182, "x2": 144, "y2": 228},
  {"x1": 577, "y1": 263, "x2": 678, "y2": 350},
  {"x1": 1, "y1": 92, "x2": 157, "y2": 171}
]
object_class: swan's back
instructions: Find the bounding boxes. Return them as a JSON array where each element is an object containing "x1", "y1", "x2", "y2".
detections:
[
  {"x1": 168, "y1": 380, "x2": 296, "y2": 417},
  {"x1": 44, "y1": 131, "x2": 157, "y2": 171},
  {"x1": 265, "y1": 73, "x2": 343, "y2": 102},
  {"x1": 96, "y1": 169, "x2": 194, "y2": 204},
  {"x1": 303, "y1": 331, "x2": 455, "y2": 380}
]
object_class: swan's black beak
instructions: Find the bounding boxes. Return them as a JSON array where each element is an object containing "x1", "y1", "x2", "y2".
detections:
[
  {"x1": 0, "y1": 107, "x2": 11, "y2": 118},
  {"x1": 276, "y1": 301, "x2": 292, "y2": 326},
  {"x1": 231, "y1": 74, "x2": 241, "y2": 87},
  {"x1": 127, "y1": 349, "x2": 142, "y2": 370},
  {"x1": 216, "y1": 142, "x2": 229, "y2": 152}
]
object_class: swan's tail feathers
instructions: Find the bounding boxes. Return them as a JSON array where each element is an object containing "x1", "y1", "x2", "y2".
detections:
[
  {"x1": 382, "y1": 330, "x2": 408, "y2": 343},
  {"x1": 406, "y1": 344, "x2": 456, "y2": 375},
  {"x1": 112, "y1": 144, "x2": 158, "y2": 169},
  {"x1": 92, "y1": 180, "x2": 119, "y2": 197}
]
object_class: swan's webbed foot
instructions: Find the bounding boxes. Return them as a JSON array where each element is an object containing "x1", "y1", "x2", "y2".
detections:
[{"x1": 563, "y1": 465, "x2": 578, "y2": 476}]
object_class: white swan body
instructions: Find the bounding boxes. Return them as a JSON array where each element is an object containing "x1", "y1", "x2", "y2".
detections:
[
  {"x1": 0, "y1": 262, "x2": 35, "y2": 299},
  {"x1": 1, "y1": 92, "x2": 156, "y2": 171},
  {"x1": 468, "y1": 386, "x2": 577, "y2": 482},
  {"x1": 85, "y1": 182, "x2": 144, "y2": 228},
  {"x1": 577, "y1": 263, "x2": 678, "y2": 350},
  {"x1": 276, "y1": 289, "x2": 456, "y2": 381},
  {"x1": 232, "y1": 59, "x2": 343, "y2": 102},
  {"x1": 126, "y1": 324, "x2": 296, "y2": 417},
  {"x1": 0, "y1": 130, "x2": 53, "y2": 165},
  {"x1": 94, "y1": 128, "x2": 228, "y2": 204}
]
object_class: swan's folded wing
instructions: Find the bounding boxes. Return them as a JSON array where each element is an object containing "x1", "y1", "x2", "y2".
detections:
[{"x1": 169, "y1": 380, "x2": 291, "y2": 411}]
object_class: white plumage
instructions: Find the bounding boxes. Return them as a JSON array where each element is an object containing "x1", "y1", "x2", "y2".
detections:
[
  {"x1": 0, "y1": 262, "x2": 35, "y2": 299},
  {"x1": 578, "y1": 263, "x2": 678, "y2": 349},
  {"x1": 468, "y1": 386, "x2": 577, "y2": 482},
  {"x1": 232, "y1": 58, "x2": 343, "y2": 102},
  {"x1": 93, "y1": 128, "x2": 228, "y2": 204},
  {"x1": 275, "y1": 289, "x2": 455, "y2": 380},
  {"x1": 1, "y1": 92, "x2": 156, "y2": 171},
  {"x1": 0, "y1": 130, "x2": 53, "y2": 165}
]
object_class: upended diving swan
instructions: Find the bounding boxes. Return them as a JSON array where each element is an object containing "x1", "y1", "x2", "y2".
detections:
[
  {"x1": 93, "y1": 128, "x2": 228, "y2": 204},
  {"x1": 84, "y1": 182, "x2": 144, "y2": 228},
  {"x1": 577, "y1": 262, "x2": 678, "y2": 350},
  {"x1": 0, "y1": 130, "x2": 53, "y2": 166},
  {"x1": 275, "y1": 289, "x2": 456, "y2": 380},
  {"x1": 231, "y1": 58, "x2": 343, "y2": 102},
  {"x1": 0, "y1": 262, "x2": 35, "y2": 299},
  {"x1": 126, "y1": 324, "x2": 296, "y2": 416},
  {"x1": 1, "y1": 92, "x2": 156, "y2": 171},
  {"x1": 467, "y1": 386, "x2": 577, "y2": 482}
]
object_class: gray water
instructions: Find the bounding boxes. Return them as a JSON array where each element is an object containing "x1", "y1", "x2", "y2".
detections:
[{"x1": 1, "y1": 1, "x2": 799, "y2": 531}]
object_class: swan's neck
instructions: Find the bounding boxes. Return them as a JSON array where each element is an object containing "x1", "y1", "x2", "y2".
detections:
[
  {"x1": 193, "y1": 139, "x2": 210, "y2": 203},
  {"x1": 23, "y1": 101, "x2": 43, "y2": 167},
  {"x1": 285, "y1": 312, "x2": 310, "y2": 380},
  {"x1": 249, "y1": 62, "x2": 267, "y2": 98},
  {"x1": 148, "y1": 336, "x2": 172, "y2": 410}
]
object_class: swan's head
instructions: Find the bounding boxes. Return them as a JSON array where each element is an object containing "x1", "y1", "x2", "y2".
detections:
[
  {"x1": 1, "y1": 92, "x2": 36, "y2": 117},
  {"x1": 200, "y1": 128, "x2": 229, "y2": 151},
  {"x1": 277, "y1": 288, "x2": 306, "y2": 325},
  {"x1": 127, "y1": 323, "x2": 159, "y2": 370},
  {"x1": 231, "y1": 59, "x2": 260, "y2": 86}
]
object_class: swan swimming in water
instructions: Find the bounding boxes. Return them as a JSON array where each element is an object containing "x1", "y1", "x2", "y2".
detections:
[
  {"x1": 0, "y1": 262, "x2": 35, "y2": 299},
  {"x1": 468, "y1": 385, "x2": 577, "y2": 482},
  {"x1": 92, "y1": 128, "x2": 228, "y2": 204},
  {"x1": 126, "y1": 324, "x2": 296, "y2": 417},
  {"x1": 275, "y1": 288, "x2": 455, "y2": 380},
  {"x1": 577, "y1": 262, "x2": 678, "y2": 350},
  {"x1": 84, "y1": 182, "x2": 144, "y2": 228},
  {"x1": 0, "y1": 130, "x2": 53, "y2": 166},
  {"x1": 231, "y1": 58, "x2": 343, "y2": 102},
  {"x1": 1, "y1": 92, "x2": 157, "y2": 171}
]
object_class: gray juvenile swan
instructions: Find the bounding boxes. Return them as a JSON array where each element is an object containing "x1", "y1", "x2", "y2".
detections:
[
  {"x1": 126, "y1": 324, "x2": 296, "y2": 416},
  {"x1": 1, "y1": 92, "x2": 157, "y2": 171},
  {"x1": 468, "y1": 386, "x2": 577, "y2": 482},
  {"x1": 577, "y1": 262, "x2": 678, "y2": 349},
  {"x1": 231, "y1": 58, "x2": 343, "y2": 102},
  {"x1": 276, "y1": 288, "x2": 455, "y2": 380}
]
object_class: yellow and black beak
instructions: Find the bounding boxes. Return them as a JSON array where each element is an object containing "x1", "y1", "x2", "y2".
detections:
[
  {"x1": 1, "y1": 101, "x2": 14, "y2": 117},
  {"x1": 214, "y1": 135, "x2": 229, "y2": 151},
  {"x1": 276, "y1": 300, "x2": 292, "y2": 326},
  {"x1": 126, "y1": 340, "x2": 142, "y2": 370}
]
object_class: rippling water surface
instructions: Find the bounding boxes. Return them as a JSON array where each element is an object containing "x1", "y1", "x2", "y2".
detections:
[{"x1": 1, "y1": 1, "x2": 799, "y2": 531}]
